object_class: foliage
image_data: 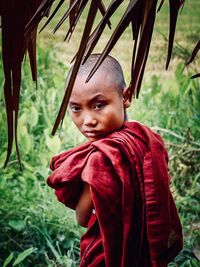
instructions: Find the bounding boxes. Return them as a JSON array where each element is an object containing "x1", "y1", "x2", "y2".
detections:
[{"x1": 0, "y1": 46, "x2": 83, "y2": 266}]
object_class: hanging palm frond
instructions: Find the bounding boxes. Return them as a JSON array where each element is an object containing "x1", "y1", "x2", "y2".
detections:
[
  {"x1": 1, "y1": 0, "x2": 185, "y2": 167},
  {"x1": 1, "y1": 0, "x2": 47, "y2": 168},
  {"x1": 186, "y1": 40, "x2": 200, "y2": 78}
]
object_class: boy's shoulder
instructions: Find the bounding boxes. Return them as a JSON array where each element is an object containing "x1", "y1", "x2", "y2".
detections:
[
  {"x1": 103, "y1": 120, "x2": 166, "y2": 152},
  {"x1": 50, "y1": 120, "x2": 166, "y2": 171},
  {"x1": 124, "y1": 120, "x2": 167, "y2": 151},
  {"x1": 123, "y1": 120, "x2": 164, "y2": 142}
]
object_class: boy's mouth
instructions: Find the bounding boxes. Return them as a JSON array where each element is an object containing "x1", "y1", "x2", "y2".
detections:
[{"x1": 84, "y1": 130, "x2": 102, "y2": 139}]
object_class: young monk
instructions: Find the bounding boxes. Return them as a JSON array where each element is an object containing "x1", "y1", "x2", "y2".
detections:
[{"x1": 47, "y1": 54, "x2": 183, "y2": 267}]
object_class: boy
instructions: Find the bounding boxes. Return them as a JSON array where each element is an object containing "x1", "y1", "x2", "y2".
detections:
[{"x1": 47, "y1": 54, "x2": 183, "y2": 267}]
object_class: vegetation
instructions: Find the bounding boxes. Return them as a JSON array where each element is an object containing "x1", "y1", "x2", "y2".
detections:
[{"x1": 0, "y1": 0, "x2": 200, "y2": 266}]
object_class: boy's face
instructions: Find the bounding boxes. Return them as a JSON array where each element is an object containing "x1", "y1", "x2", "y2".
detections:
[{"x1": 69, "y1": 71, "x2": 130, "y2": 141}]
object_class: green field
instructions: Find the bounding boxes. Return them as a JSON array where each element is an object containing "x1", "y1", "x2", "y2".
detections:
[{"x1": 0, "y1": 1, "x2": 200, "y2": 266}]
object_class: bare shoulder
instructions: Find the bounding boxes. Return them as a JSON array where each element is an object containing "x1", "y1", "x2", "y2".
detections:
[{"x1": 75, "y1": 182, "x2": 93, "y2": 227}]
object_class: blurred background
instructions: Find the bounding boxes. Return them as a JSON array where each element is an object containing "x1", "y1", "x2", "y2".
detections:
[{"x1": 0, "y1": 0, "x2": 199, "y2": 266}]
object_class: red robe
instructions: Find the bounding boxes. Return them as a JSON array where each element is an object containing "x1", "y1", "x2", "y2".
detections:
[{"x1": 47, "y1": 121, "x2": 183, "y2": 267}]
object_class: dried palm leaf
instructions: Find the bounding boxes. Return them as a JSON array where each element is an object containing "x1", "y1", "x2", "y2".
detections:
[
  {"x1": 186, "y1": 40, "x2": 200, "y2": 65},
  {"x1": 63, "y1": 0, "x2": 111, "y2": 42},
  {"x1": 52, "y1": 0, "x2": 99, "y2": 135},
  {"x1": 39, "y1": 0, "x2": 65, "y2": 33},
  {"x1": 166, "y1": 0, "x2": 184, "y2": 69},
  {"x1": 25, "y1": 0, "x2": 54, "y2": 36},
  {"x1": 1, "y1": 0, "x2": 185, "y2": 166},
  {"x1": 1, "y1": 0, "x2": 44, "y2": 168},
  {"x1": 86, "y1": 0, "x2": 141, "y2": 82},
  {"x1": 191, "y1": 73, "x2": 200, "y2": 79},
  {"x1": 52, "y1": 0, "x2": 83, "y2": 34},
  {"x1": 63, "y1": 0, "x2": 89, "y2": 41},
  {"x1": 157, "y1": 0, "x2": 165, "y2": 12},
  {"x1": 186, "y1": 40, "x2": 200, "y2": 78},
  {"x1": 82, "y1": 0, "x2": 124, "y2": 64}
]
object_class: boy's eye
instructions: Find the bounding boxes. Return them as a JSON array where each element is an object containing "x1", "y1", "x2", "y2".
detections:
[
  {"x1": 94, "y1": 102, "x2": 105, "y2": 110},
  {"x1": 71, "y1": 106, "x2": 81, "y2": 113}
]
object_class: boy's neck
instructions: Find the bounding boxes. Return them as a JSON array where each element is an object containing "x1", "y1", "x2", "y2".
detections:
[{"x1": 124, "y1": 110, "x2": 129, "y2": 121}]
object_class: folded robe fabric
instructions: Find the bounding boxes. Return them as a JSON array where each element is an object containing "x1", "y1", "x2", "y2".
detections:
[{"x1": 47, "y1": 121, "x2": 183, "y2": 267}]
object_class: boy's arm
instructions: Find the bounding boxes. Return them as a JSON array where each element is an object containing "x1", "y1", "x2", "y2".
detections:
[{"x1": 75, "y1": 182, "x2": 93, "y2": 227}]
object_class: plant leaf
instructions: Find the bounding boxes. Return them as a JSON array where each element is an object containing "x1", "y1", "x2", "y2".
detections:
[
  {"x1": 2, "y1": 0, "x2": 44, "y2": 167},
  {"x1": 52, "y1": 0, "x2": 81, "y2": 34},
  {"x1": 86, "y1": 0, "x2": 139, "y2": 83},
  {"x1": 130, "y1": 1, "x2": 157, "y2": 98},
  {"x1": 157, "y1": 0, "x2": 165, "y2": 12},
  {"x1": 63, "y1": 0, "x2": 89, "y2": 42},
  {"x1": 186, "y1": 40, "x2": 200, "y2": 65},
  {"x1": 8, "y1": 219, "x2": 26, "y2": 231},
  {"x1": 97, "y1": 0, "x2": 112, "y2": 29},
  {"x1": 83, "y1": 0, "x2": 124, "y2": 64},
  {"x1": 191, "y1": 73, "x2": 200, "y2": 79},
  {"x1": 3, "y1": 252, "x2": 14, "y2": 267},
  {"x1": 39, "y1": 0, "x2": 65, "y2": 33},
  {"x1": 25, "y1": 0, "x2": 54, "y2": 36},
  {"x1": 12, "y1": 247, "x2": 37, "y2": 266},
  {"x1": 27, "y1": 107, "x2": 39, "y2": 127},
  {"x1": 45, "y1": 129, "x2": 61, "y2": 153},
  {"x1": 166, "y1": 0, "x2": 184, "y2": 69}
]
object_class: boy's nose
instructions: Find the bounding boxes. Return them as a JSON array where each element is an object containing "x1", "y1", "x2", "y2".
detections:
[{"x1": 84, "y1": 113, "x2": 97, "y2": 127}]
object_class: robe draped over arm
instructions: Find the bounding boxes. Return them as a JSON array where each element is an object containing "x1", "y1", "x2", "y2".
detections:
[{"x1": 47, "y1": 121, "x2": 183, "y2": 267}]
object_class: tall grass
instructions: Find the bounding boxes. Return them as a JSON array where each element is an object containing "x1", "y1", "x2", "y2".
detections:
[{"x1": 0, "y1": 46, "x2": 84, "y2": 266}]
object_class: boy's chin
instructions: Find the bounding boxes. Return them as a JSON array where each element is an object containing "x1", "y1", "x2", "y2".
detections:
[
  {"x1": 84, "y1": 132, "x2": 106, "y2": 142},
  {"x1": 84, "y1": 131, "x2": 113, "y2": 142},
  {"x1": 86, "y1": 136, "x2": 101, "y2": 142}
]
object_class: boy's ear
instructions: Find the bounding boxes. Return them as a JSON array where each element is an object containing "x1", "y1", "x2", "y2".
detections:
[{"x1": 123, "y1": 87, "x2": 131, "y2": 108}]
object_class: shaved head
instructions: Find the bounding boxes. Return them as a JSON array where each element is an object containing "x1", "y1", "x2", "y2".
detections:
[{"x1": 67, "y1": 54, "x2": 126, "y2": 93}]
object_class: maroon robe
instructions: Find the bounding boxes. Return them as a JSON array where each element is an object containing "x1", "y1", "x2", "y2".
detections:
[{"x1": 47, "y1": 121, "x2": 183, "y2": 267}]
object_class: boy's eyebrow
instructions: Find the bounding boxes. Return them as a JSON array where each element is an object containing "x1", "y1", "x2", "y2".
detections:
[
  {"x1": 69, "y1": 100, "x2": 80, "y2": 106},
  {"x1": 69, "y1": 94, "x2": 106, "y2": 106},
  {"x1": 88, "y1": 94, "x2": 106, "y2": 102}
]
